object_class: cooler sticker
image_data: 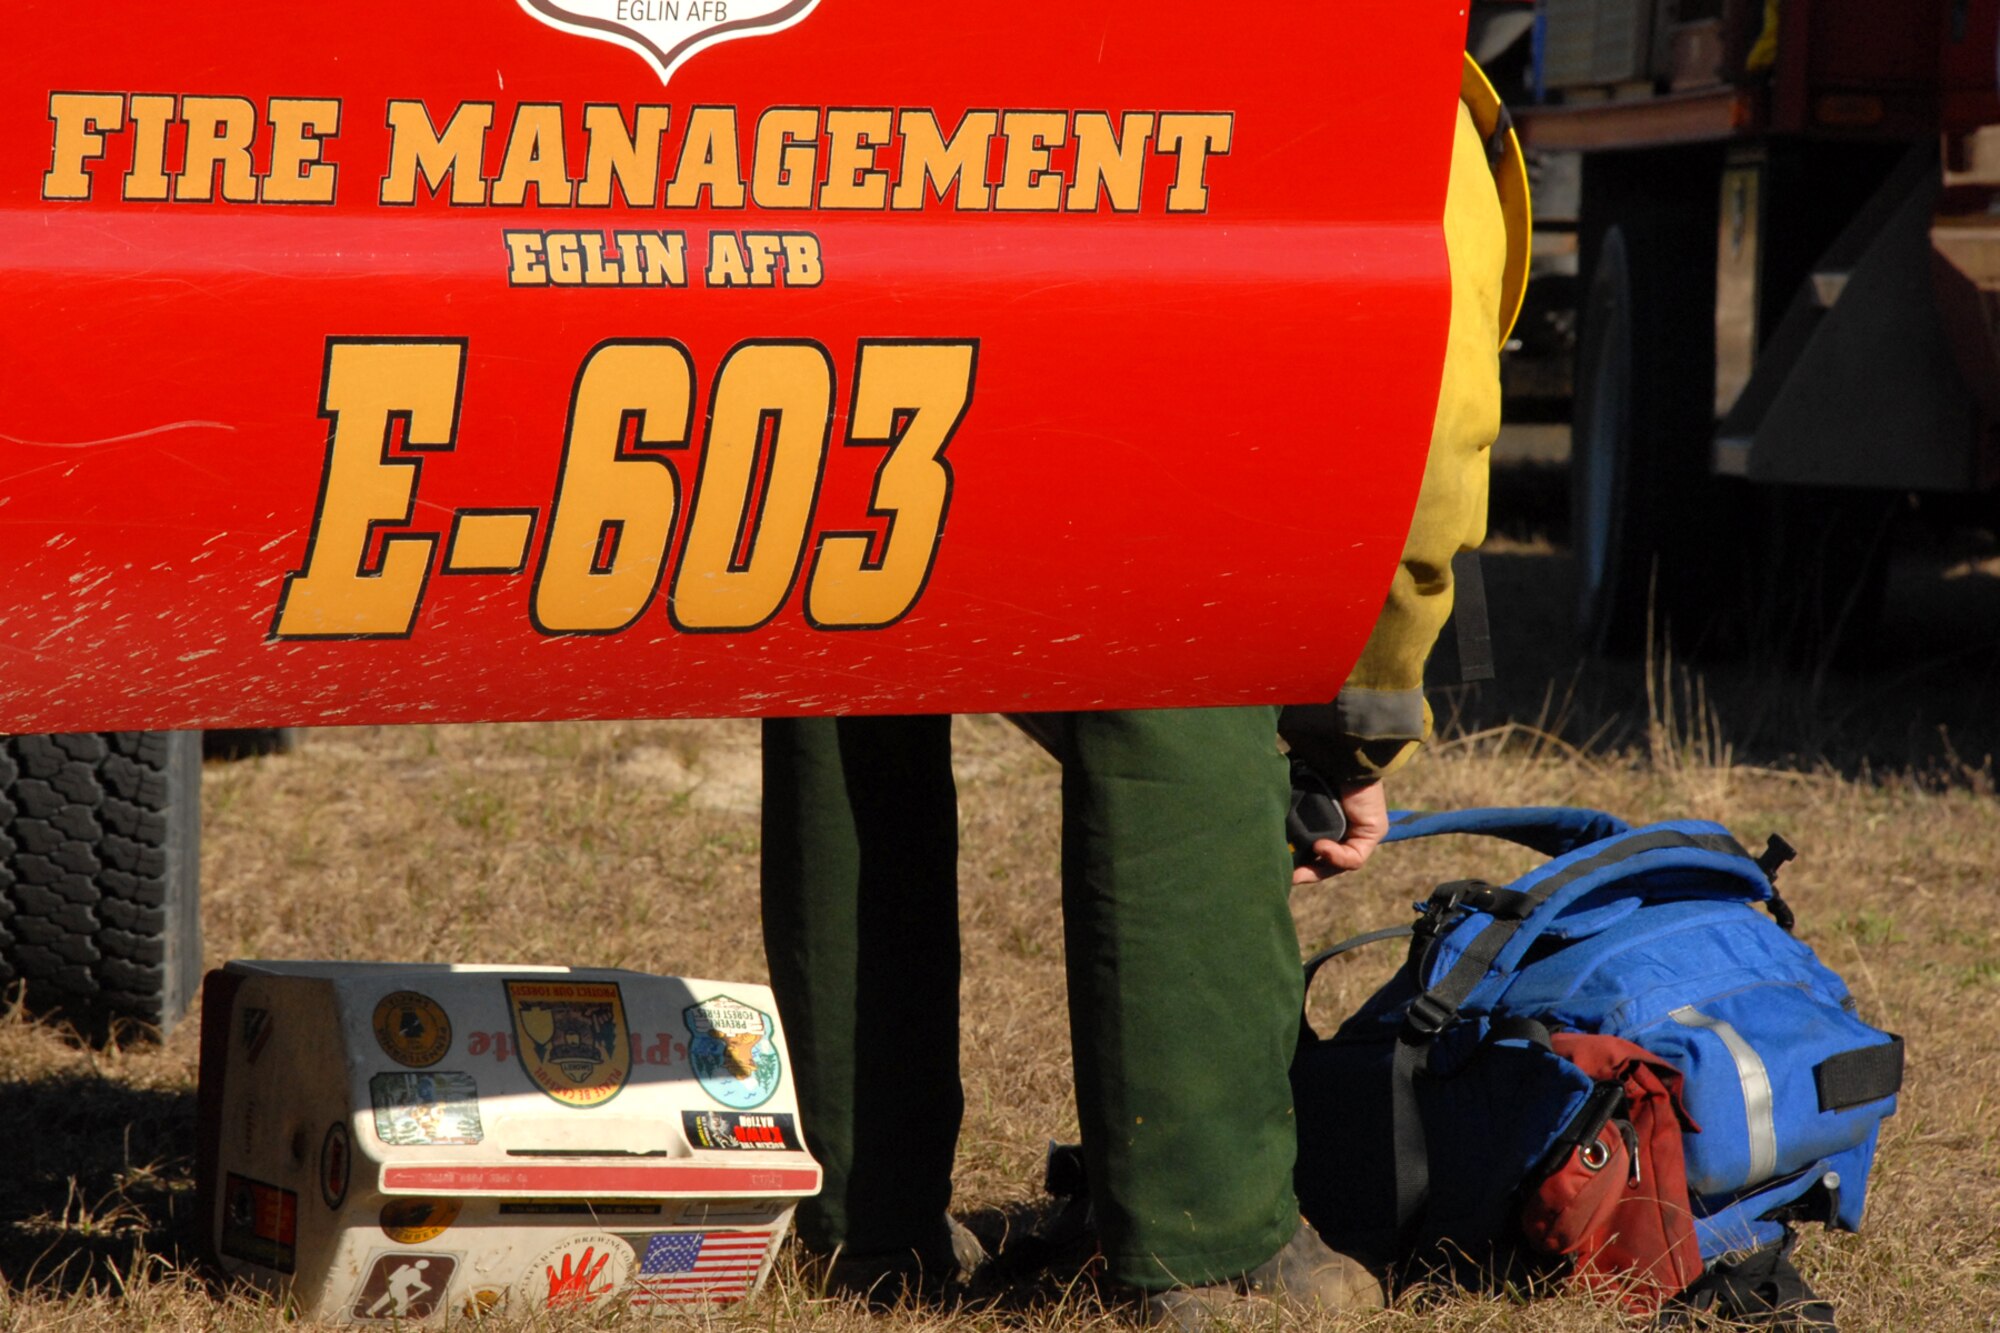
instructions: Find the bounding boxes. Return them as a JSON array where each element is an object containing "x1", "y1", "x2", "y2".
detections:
[
  {"x1": 627, "y1": 1230, "x2": 773, "y2": 1308},
  {"x1": 684, "y1": 996, "x2": 781, "y2": 1109},
  {"x1": 515, "y1": 0, "x2": 819, "y2": 89},
  {"x1": 684, "y1": 1110, "x2": 801, "y2": 1151},
  {"x1": 461, "y1": 1288, "x2": 508, "y2": 1319},
  {"x1": 239, "y1": 1007, "x2": 272, "y2": 1064},
  {"x1": 518, "y1": 1232, "x2": 634, "y2": 1311},
  {"x1": 319, "y1": 1122, "x2": 351, "y2": 1210},
  {"x1": 370, "y1": 1071, "x2": 484, "y2": 1146},
  {"x1": 373, "y1": 991, "x2": 453, "y2": 1068},
  {"x1": 352, "y1": 1251, "x2": 459, "y2": 1321},
  {"x1": 499, "y1": 1199, "x2": 666, "y2": 1218},
  {"x1": 219, "y1": 1173, "x2": 298, "y2": 1273},
  {"x1": 506, "y1": 979, "x2": 632, "y2": 1108},
  {"x1": 380, "y1": 1197, "x2": 464, "y2": 1244}
]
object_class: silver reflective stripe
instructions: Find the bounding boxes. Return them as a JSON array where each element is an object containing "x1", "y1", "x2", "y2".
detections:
[{"x1": 1672, "y1": 1005, "x2": 1779, "y2": 1185}]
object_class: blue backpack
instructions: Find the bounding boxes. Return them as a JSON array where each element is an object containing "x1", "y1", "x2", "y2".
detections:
[{"x1": 1292, "y1": 806, "x2": 1903, "y2": 1297}]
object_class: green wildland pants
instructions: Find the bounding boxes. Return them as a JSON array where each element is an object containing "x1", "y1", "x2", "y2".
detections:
[{"x1": 759, "y1": 707, "x2": 1303, "y2": 1289}]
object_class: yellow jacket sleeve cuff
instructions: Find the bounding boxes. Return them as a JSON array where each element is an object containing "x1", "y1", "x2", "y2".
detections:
[{"x1": 1279, "y1": 688, "x2": 1431, "y2": 785}]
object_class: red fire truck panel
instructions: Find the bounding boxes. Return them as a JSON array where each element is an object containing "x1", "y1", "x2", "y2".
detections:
[{"x1": 1, "y1": 2, "x2": 1462, "y2": 731}]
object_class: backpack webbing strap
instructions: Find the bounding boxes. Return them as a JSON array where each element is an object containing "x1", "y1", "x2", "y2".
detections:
[
  {"x1": 1815, "y1": 1036, "x2": 1905, "y2": 1112},
  {"x1": 1390, "y1": 1032, "x2": 1430, "y2": 1234},
  {"x1": 1483, "y1": 1015, "x2": 1554, "y2": 1052},
  {"x1": 1539, "y1": 1076, "x2": 1625, "y2": 1173},
  {"x1": 1387, "y1": 827, "x2": 1752, "y2": 1233}
]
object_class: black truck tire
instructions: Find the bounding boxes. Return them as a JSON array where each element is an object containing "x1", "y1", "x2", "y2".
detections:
[
  {"x1": 1571, "y1": 194, "x2": 1747, "y2": 655},
  {"x1": 1569, "y1": 221, "x2": 1645, "y2": 651},
  {"x1": 0, "y1": 731, "x2": 202, "y2": 1042},
  {"x1": 1571, "y1": 220, "x2": 1740, "y2": 654},
  {"x1": 1571, "y1": 143, "x2": 1903, "y2": 663}
]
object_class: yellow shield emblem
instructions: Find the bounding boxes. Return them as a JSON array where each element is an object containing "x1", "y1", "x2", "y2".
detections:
[{"x1": 505, "y1": 979, "x2": 632, "y2": 1108}]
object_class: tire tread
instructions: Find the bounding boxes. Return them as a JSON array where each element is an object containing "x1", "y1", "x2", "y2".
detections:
[{"x1": 0, "y1": 732, "x2": 200, "y2": 1040}]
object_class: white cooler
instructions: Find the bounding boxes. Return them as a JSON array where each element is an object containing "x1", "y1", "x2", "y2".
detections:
[{"x1": 197, "y1": 961, "x2": 821, "y2": 1321}]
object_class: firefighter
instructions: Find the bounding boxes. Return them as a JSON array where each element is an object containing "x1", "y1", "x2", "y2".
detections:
[{"x1": 758, "y1": 57, "x2": 1524, "y2": 1325}]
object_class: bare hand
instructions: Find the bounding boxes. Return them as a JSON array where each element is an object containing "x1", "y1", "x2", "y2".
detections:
[{"x1": 1290, "y1": 779, "x2": 1390, "y2": 882}]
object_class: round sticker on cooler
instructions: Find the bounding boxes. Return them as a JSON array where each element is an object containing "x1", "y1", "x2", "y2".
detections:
[
  {"x1": 319, "y1": 1122, "x2": 351, "y2": 1209},
  {"x1": 518, "y1": 1232, "x2": 634, "y2": 1312},
  {"x1": 379, "y1": 1197, "x2": 464, "y2": 1244},
  {"x1": 373, "y1": 991, "x2": 453, "y2": 1068}
]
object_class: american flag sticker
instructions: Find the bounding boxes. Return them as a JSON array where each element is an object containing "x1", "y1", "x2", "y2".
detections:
[{"x1": 627, "y1": 1230, "x2": 773, "y2": 1307}]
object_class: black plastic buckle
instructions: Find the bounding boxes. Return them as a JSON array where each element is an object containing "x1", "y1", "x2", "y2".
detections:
[
  {"x1": 1756, "y1": 833, "x2": 1798, "y2": 882},
  {"x1": 1424, "y1": 878, "x2": 1532, "y2": 924},
  {"x1": 1403, "y1": 992, "x2": 1457, "y2": 1039},
  {"x1": 1410, "y1": 900, "x2": 1446, "y2": 942},
  {"x1": 1755, "y1": 834, "x2": 1801, "y2": 932},
  {"x1": 1426, "y1": 879, "x2": 1491, "y2": 913}
]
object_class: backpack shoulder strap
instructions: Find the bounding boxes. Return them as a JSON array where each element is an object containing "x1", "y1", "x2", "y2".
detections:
[
  {"x1": 1383, "y1": 806, "x2": 1631, "y2": 858},
  {"x1": 1421, "y1": 820, "x2": 1768, "y2": 988}
]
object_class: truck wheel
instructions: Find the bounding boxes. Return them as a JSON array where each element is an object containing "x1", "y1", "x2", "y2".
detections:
[
  {"x1": 0, "y1": 731, "x2": 202, "y2": 1043},
  {"x1": 1570, "y1": 222, "x2": 1640, "y2": 650},
  {"x1": 1571, "y1": 218, "x2": 1746, "y2": 654}
]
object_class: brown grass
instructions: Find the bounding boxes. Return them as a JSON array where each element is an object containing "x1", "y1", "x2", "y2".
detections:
[{"x1": 1, "y1": 694, "x2": 1996, "y2": 1330}]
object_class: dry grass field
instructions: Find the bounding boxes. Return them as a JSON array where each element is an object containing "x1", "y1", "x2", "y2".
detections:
[{"x1": 2, "y1": 516, "x2": 1999, "y2": 1331}]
